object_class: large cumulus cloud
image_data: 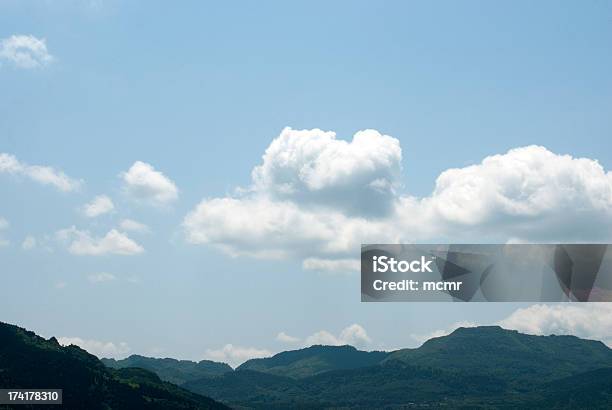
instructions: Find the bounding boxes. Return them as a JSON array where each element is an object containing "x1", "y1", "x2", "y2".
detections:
[
  {"x1": 426, "y1": 145, "x2": 612, "y2": 241},
  {"x1": 183, "y1": 196, "x2": 399, "y2": 260},
  {"x1": 251, "y1": 127, "x2": 402, "y2": 216},
  {"x1": 183, "y1": 127, "x2": 612, "y2": 272},
  {"x1": 498, "y1": 303, "x2": 612, "y2": 346}
]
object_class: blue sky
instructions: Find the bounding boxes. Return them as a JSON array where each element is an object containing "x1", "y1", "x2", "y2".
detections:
[{"x1": 1, "y1": 0, "x2": 612, "y2": 366}]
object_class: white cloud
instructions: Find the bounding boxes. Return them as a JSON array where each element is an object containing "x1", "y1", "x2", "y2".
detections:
[
  {"x1": 210, "y1": 324, "x2": 371, "y2": 368},
  {"x1": 21, "y1": 235, "x2": 36, "y2": 250},
  {"x1": 304, "y1": 330, "x2": 339, "y2": 346},
  {"x1": 498, "y1": 303, "x2": 612, "y2": 346},
  {"x1": 304, "y1": 324, "x2": 371, "y2": 347},
  {"x1": 54, "y1": 281, "x2": 67, "y2": 289},
  {"x1": 0, "y1": 217, "x2": 8, "y2": 246},
  {"x1": 203, "y1": 344, "x2": 271, "y2": 368},
  {"x1": 88, "y1": 272, "x2": 117, "y2": 283},
  {"x1": 0, "y1": 35, "x2": 53, "y2": 69},
  {"x1": 119, "y1": 218, "x2": 150, "y2": 233},
  {"x1": 56, "y1": 226, "x2": 144, "y2": 255},
  {"x1": 302, "y1": 258, "x2": 360, "y2": 273},
  {"x1": 83, "y1": 195, "x2": 114, "y2": 218},
  {"x1": 423, "y1": 145, "x2": 612, "y2": 240},
  {"x1": 183, "y1": 128, "x2": 612, "y2": 272},
  {"x1": 276, "y1": 331, "x2": 301, "y2": 344},
  {"x1": 339, "y1": 324, "x2": 373, "y2": 345},
  {"x1": 26, "y1": 234, "x2": 54, "y2": 253},
  {"x1": 184, "y1": 196, "x2": 396, "y2": 260},
  {"x1": 410, "y1": 321, "x2": 477, "y2": 346},
  {"x1": 58, "y1": 336, "x2": 130, "y2": 359},
  {"x1": 252, "y1": 127, "x2": 402, "y2": 216},
  {"x1": 0, "y1": 153, "x2": 82, "y2": 192},
  {"x1": 121, "y1": 161, "x2": 178, "y2": 205}
]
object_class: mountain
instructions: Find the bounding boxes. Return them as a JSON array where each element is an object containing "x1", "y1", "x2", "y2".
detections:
[
  {"x1": 102, "y1": 355, "x2": 232, "y2": 385},
  {"x1": 0, "y1": 322, "x2": 229, "y2": 410},
  {"x1": 184, "y1": 370, "x2": 308, "y2": 409},
  {"x1": 6, "y1": 321, "x2": 612, "y2": 409},
  {"x1": 183, "y1": 326, "x2": 612, "y2": 409},
  {"x1": 237, "y1": 344, "x2": 388, "y2": 378},
  {"x1": 185, "y1": 359, "x2": 508, "y2": 409},
  {"x1": 534, "y1": 367, "x2": 612, "y2": 409},
  {"x1": 386, "y1": 326, "x2": 612, "y2": 388}
]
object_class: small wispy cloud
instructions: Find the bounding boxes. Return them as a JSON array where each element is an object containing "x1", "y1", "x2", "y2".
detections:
[
  {"x1": 0, "y1": 35, "x2": 53, "y2": 69},
  {"x1": 276, "y1": 324, "x2": 372, "y2": 348},
  {"x1": 276, "y1": 331, "x2": 300, "y2": 343},
  {"x1": 58, "y1": 336, "x2": 130, "y2": 359},
  {"x1": 304, "y1": 324, "x2": 372, "y2": 347},
  {"x1": 21, "y1": 235, "x2": 36, "y2": 250},
  {"x1": 56, "y1": 226, "x2": 143, "y2": 255},
  {"x1": 203, "y1": 344, "x2": 271, "y2": 368},
  {"x1": 83, "y1": 195, "x2": 114, "y2": 218},
  {"x1": 0, "y1": 217, "x2": 9, "y2": 246},
  {"x1": 88, "y1": 272, "x2": 117, "y2": 283},
  {"x1": 121, "y1": 161, "x2": 178, "y2": 206},
  {"x1": 302, "y1": 258, "x2": 360, "y2": 274},
  {"x1": 119, "y1": 218, "x2": 150, "y2": 233},
  {"x1": 0, "y1": 153, "x2": 82, "y2": 192},
  {"x1": 54, "y1": 281, "x2": 67, "y2": 290}
]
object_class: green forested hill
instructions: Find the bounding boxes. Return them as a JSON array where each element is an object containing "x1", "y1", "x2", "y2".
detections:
[
  {"x1": 533, "y1": 367, "x2": 612, "y2": 409},
  {"x1": 236, "y1": 344, "x2": 388, "y2": 378},
  {"x1": 0, "y1": 322, "x2": 229, "y2": 410},
  {"x1": 183, "y1": 326, "x2": 612, "y2": 409},
  {"x1": 4, "y1": 321, "x2": 612, "y2": 409},
  {"x1": 386, "y1": 326, "x2": 612, "y2": 388},
  {"x1": 102, "y1": 355, "x2": 232, "y2": 385},
  {"x1": 184, "y1": 359, "x2": 510, "y2": 409}
]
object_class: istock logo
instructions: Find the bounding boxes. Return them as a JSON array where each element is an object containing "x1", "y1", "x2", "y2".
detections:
[{"x1": 372, "y1": 256, "x2": 434, "y2": 273}]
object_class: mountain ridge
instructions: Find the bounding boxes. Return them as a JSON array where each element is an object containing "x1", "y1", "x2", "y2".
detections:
[
  {"x1": 237, "y1": 344, "x2": 389, "y2": 378},
  {"x1": 102, "y1": 354, "x2": 232, "y2": 385},
  {"x1": 4, "y1": 321, "x2": 612, "y2": 409},
  {"x1": 386, "y1": 325, "x2": 612, "y2": 385},
  {"x1": 182, "y1": 326, "x2": 612, "y2": 408},
  {"x1": 0, "y1": 321, "x2": 229, "y2": 410}
]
